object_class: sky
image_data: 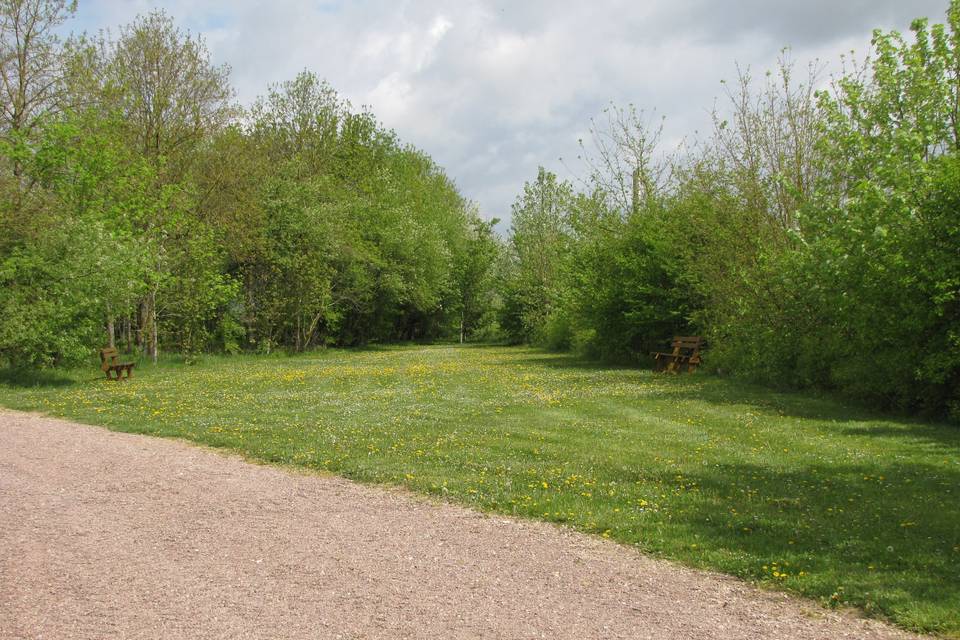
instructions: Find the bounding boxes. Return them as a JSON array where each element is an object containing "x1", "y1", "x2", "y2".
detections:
[{"x1": 69, "y1": 0, "x2": 949, "y2": 227}]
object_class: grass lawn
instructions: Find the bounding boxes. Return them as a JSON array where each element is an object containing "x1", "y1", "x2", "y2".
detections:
[{"x1": 1, "y1": 344, "x2": 958, "y2": 636}]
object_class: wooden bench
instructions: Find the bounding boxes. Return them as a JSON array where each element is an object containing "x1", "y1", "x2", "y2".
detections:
[
  {"x1": 99, "y1": 347, "x2": 135, "y2": 381},
  {"x1": 651, "y1": 336, "x2": 703, "y2": 374}
]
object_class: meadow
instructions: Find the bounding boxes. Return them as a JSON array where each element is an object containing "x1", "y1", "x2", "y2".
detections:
[{"x1": 1, "y1": 345, "x2": 958, "y2": 636}]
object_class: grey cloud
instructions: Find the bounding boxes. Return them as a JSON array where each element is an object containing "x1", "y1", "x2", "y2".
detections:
[{"x1": 659, "y1": 0, "x2": 948, "y2": 46}]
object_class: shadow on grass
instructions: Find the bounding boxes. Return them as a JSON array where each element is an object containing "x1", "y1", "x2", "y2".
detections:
[
  {"x1": 0, "y1": 367, "x2": 76, "y2": 388},
  {"x1": 837, "y1": 423, "x2": 960, "y2": 452},
  {"x1": 506, "y1": 350, "x2": 868, "y2": 414},
  {"x1": 511, "y1": 347, "x2": 958, "y2": 430},
  {"x1": 669, "y1": 460, "x2": 960, "y2": 632},
  {"x1": 499, "y1": 351, "x2": 639, "y2": 371},
  {"x1": 660, "y1": 375, "x2": 960, "y2": 450}
]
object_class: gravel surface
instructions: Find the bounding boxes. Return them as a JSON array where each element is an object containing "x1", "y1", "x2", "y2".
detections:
[{"x1": 0, "y1": 409, "x2": 924, "y2": 639}]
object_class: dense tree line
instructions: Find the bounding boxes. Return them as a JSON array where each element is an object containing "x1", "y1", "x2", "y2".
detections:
[
  {"x1": 0, "y1": 3, "x2": 499, "y2": 366},
  {"x1": 2, "y1": 2, "x2": 957, "y2": 421},
  {"x1": 501, "y1": 3, "x2": 960, "y2": 421}
]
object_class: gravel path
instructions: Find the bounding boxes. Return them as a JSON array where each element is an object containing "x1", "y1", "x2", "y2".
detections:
[{"x1": 0, "y1": 410, "x2": 924, "y2": 640}]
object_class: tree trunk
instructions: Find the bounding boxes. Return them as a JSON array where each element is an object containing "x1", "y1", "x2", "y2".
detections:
[
  {"x1": 106, "y1": 317, "x2": 115, "y2": 348},
  {"x1": 295, "y1": 313, "x2": 302, "y2": 353},
  {"x1": 136, "y1": 301, "x2": 146, "y2": 352},
  {"x1": 150, "y1": 291, "x2": 159, "y2": 364},
  {"x1": 142, "y1": 291, "x2": 159, "y2": 364}
]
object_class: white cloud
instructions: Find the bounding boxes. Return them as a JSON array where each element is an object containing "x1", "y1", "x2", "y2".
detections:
[{"x1": 429, "y1": 16, "x2": 452, "y2": 41}]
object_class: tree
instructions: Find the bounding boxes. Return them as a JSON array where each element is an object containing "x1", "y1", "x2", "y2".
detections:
[
  {"x1": 796, "y1": 2, "x2": 960, "y2": 416},
  {"x1": 0, "y1": 0, "x2": 75, "y2": 138},
  {"x1": 230, "y1": 71, "x2": 475, "y2": 350},
  {"x1": 0, "y1": 0, "x2": 75, "y2": 250},
  {"x1": 0, "y1": 108, "x2": 153, "y2": 366},
  {"x1": 576, "y1": 103, "x2": 671, "y2": 215},
  {"x1": 501, "y1": 168, "x2": 573, "y2": 344},
  {"x1": 73, "y1": 11, "x2": 234, "y2": 162},
  {"x1": 65, "y1": 11, "x2": 235, "y2": 362},
  {"x1": 452, "y1": 213, "x2": 501, "y2": 343},
  {"x1": 711, "y1": 54, "x2": 824, "y2": 229}
]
